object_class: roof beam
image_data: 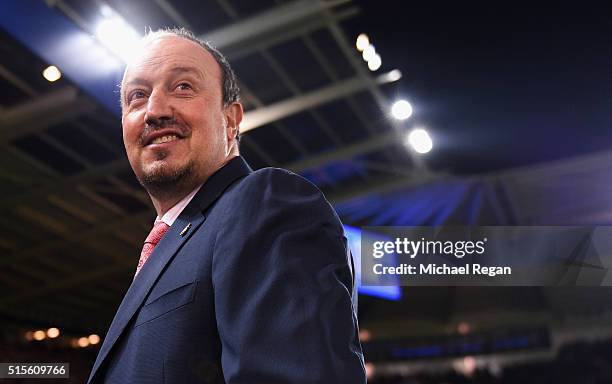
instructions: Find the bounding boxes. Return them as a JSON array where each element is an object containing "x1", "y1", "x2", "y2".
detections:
[
  {"x1": 0, "y1": 64, "x2": 37, "y2": 97},
  {"x1": 240, "y1": 70, "x2": 401, "y2": 133},
  {"x1": 201, "y1": 0, "x2": 350, "y2": 55},
  {"x1": 222, "y1": 6, "x2": 359, "y2": 61},
  {"x1": 0, "y1": 86, "x2": 97, "y2": 143},
  {"x1": 153, "y1": 0, "x2": 194, "y2": 30},
  {"x1": 0, "y1": 159, "x2": 129, "y2": 212},
  {"x1": 286, "y1": 132, "x2": 397, "y2": 173}
]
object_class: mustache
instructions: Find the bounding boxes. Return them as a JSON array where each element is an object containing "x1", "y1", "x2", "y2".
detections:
[{"x1": 138, "y1": 118, "x2": 189, "y2": 145}]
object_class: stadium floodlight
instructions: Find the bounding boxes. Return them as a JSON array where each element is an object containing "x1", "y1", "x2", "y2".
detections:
[
  {"x1": 356, "y1": 33, "x2": 370, "y2": 51},
  {"x1": 406, "y1": 128, "x2": 433, "y2": 154},
  {"x1": 362, "y1": 44, "x2": 376, "y2": 62},
  {"x1": 391, "y1": 99, "x2": 413, "y2": 120},
  {"x1": 368, "y1": 54, "x2": 382, "y2": 71},
  {"x1": 42, "y1": 65, "x2": 61, "y2": 82},
  {"x1": 95, "y1": 12, "x2": 140, "y2": 63}
]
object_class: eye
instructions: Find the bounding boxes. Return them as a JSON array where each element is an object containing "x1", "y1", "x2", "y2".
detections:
[
  {"x1": 127, "y1": 90, "x2": 146, "y2": 104},
  {"x1": 176, "y1": 82, "x2": 193, "y2": 91}
]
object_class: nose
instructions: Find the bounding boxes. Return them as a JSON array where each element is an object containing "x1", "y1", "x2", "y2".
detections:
[{"x1": 144, "y1": 89, "x2": 173, "y2": 126}]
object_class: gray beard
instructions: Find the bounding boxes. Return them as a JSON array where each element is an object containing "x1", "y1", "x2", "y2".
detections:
[{"x1": 139, "y1": 160, "x2": 196, "y2": 198}]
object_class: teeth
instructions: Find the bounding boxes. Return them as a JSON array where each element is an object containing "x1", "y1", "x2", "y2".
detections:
[{"x1": 151, "y1": 135, "x2": 178, "y2": 144}]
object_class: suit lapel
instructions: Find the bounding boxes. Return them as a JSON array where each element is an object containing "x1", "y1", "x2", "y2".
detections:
[{"x1": 88, "y1": 157, "x2": 252, "y2": 383}]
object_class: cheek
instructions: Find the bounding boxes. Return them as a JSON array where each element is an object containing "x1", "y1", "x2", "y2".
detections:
[{"x1": 122, "y1": 116, "x2": 143, "y2": 150}]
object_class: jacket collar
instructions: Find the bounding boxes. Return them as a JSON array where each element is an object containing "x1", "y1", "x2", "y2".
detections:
[{"x1": 182, "y1": 155, "x2": 252, "y2": 218}]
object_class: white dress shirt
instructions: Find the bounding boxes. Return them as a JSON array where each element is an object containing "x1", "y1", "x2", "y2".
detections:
[{"x1": 154, "y1": 184, "x2": 203, "y2": 227}]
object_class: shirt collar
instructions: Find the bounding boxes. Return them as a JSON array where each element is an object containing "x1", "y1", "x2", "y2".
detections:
[{"x1": 154, "y1": 184, "x2": 204, "y2": 227}]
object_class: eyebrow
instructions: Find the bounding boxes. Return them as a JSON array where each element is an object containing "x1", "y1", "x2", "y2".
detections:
[{"x1": 123, "y1": 66, "x2": 205, "y2": 89}]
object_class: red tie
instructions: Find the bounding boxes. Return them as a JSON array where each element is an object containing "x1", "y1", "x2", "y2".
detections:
[{"x1": 135, "y1": 221, "x2": 170, "y2": 277}]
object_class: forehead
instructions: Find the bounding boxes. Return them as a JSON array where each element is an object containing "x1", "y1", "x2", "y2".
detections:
[{"x1": 123, "y1": 35, "x2": 221, "y2": 84}]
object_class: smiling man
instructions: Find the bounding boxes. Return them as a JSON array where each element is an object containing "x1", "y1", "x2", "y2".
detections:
[{"x1": 87, "y1": 28, "x2": 366, "y2": 384}]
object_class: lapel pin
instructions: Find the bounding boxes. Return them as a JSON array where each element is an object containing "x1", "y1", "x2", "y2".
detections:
[{"x1": 180, "y1": 223, "x2": 192, "y2": 237}]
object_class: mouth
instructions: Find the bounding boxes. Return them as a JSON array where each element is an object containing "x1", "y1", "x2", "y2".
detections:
[
  {"x1": 142, "y1": 129, "x2": 186, "y2": 147},
  {"x1": 150, "y1": 134, "x2": 180, "y2": 145}
]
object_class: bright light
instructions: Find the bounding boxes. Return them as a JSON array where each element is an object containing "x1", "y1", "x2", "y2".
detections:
[
  {"x1": 47, "y1": 327, "x2": 60, "y2": 338},
  {"x1": 356, "y1": 33, "x2": 370, "y2": 51},
  {"x1": 365, "y1": 362, "x2": 376, "y2": 380},
  {"x1": 462, "y1": 356, "x2": 477, "y2": 376},
  {"x1": 362, "y1": 44, "x2": 376, "y2": 62},
  {"x1": 60, "y1": 33, "x2": 123, "y2": 73},
  {"x1": 457, "y1": 322, "x2": 471, "y2": 335},
  {"x1": 367, "y1": 54, "x2": 381, "y2": 71},
  {"x1": 391, "y1": 100, "x2": 413, "y2": 120},
  {"x1": 407, "y1": 128, "x2": 433, "y2": 154},
  {"x1": 33, "y1": 330, "x2": 46, "y2": 341},
  {"x1": 88, "y1": 334, "x2": 101, "y2": 345},
  {"x1": 42, "y1": 65, "x2": 61, "y2": 82},
  {"x1": 77, "y1": 337, "x2": 90, "y2": 348},
  {"x1": 385, "y1": 69, "x2": 402, "y2": 82},
  {"x1": 100, "y1": 4, "x2": 113, "y2": 17},
  {"x1": 95, "y1": 15, "x2": 141, "y2": 63},
  {"x1": 359, "y1": 329, "x2": 372, "y2": 342}
]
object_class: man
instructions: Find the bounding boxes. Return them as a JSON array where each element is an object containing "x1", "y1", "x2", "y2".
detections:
[{"x1": 87, "y1": 28, "x2": 366, "y2": 383}]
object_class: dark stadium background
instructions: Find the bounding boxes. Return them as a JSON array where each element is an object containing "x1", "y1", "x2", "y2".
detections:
[{"x1": 2, "y1": 1, "x2": 612, "y2": 383}]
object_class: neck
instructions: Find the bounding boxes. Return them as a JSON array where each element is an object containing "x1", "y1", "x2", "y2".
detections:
[{"x1": 148, "y1": 182, "x2": 198, "y2": 217}]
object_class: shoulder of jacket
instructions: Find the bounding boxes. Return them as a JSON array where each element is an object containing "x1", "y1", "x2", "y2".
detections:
[{"x1": 241, "y1": 166, "x2": 322, "y2": 193}]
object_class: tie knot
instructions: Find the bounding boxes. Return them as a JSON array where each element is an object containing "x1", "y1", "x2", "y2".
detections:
[{"x1": 145, "y1": 221, "x2": 170, "y2": 246}]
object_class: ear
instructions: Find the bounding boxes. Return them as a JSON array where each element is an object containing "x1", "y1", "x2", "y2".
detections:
[{"x1": 223, "y1": 102, "x2": 243, "y2": 142}]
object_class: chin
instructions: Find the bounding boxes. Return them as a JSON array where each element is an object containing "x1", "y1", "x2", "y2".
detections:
[{"x1": 138, "y1": 160, "x2": 195, "y2": 190}]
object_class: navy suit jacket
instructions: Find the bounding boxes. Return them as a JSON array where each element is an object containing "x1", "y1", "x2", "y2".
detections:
[{"x1": 87, "y1": 156, "x2": 366, "y2": 383}]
